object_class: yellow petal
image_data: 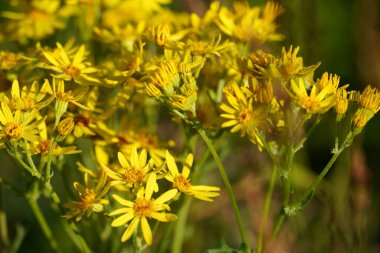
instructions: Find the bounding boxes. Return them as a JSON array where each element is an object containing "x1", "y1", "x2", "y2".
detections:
[
  {"x1": 111, "y1": 212, "x2": 134, "y2": 227},
  {"x1": 182, "y1": 153, "x2": 193, "y2": 178},
  {"x1": 118, "y1": 152, "x2": 130, "y2": 168},
  {"x1": 11, "y1": 80, "x2": 20, "y2": 98},
  {"x1": 145, "y1": 173, "x2": 156, "y2": 200},
  {"x1": 141, "y1": 217, "x2": 152, "y2": 245},
  {"x1": 121, "y1": 217, "x2": 140, "y2": 242},
  {"x1": 151, "y1": 212, "x2": 177, "y2": 222},
  {"x1": 72, "y1": 45, "x2": 85, "y2": 66},
  {"x1": 165, "y1": 150, "x2": 179, "y2": 175},
  {"x1": 155, "y1": 189, "x2": 178, "y2": 205},
  {"x1": 112, "y1": 194, "x2": 134, "y2": 207}
]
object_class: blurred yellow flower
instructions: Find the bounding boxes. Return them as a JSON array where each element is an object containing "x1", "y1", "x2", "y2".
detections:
[
  {"x1": 2, "y1": 0, "x2": 72, "y2": 40},
  {"x1": 41, "y1": 44, "x2": 99, "y2": 85}
]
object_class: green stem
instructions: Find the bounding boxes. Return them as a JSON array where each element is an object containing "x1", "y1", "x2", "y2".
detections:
[
  {"x1": 172, "y1": 197, "x2": 192, "y2": 253},
  {"x1": 45, "y1": 137, "x2": 55, "y2": 183},
  {"x1": 24, "y1": 140, "x2": 40, "y2": 178},
  {"x1": 26, "y1": 187, "x2": 61, "y2": 253},
  {"x1": 196, "y1": 128, "x2": 250, "y2": 252},
  {"x1": 257, "y1": 165, "x2": 278, "y2": 253},
  {"x1": 0, "y1": 183, "x2": 9, "y2": 253},
  {"x1": 41, "y1": 183, "x2": 92, "y2": 253},
  {"x1": 272, "y1": 132, "x2": 354, "y2": 238}
]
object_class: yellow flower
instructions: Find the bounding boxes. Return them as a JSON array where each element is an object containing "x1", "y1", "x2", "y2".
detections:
[
  {"x1": 165, "y1": 151, "x2": 220, "y2": 201},
  {"x1": 102, "y1": 149, "x2": 152, "y2": 189},
  {"x1": 47, "y1": 78, "x2": 89, "y2": 125},
  {"x1": 289, "y1": 78, "x2": 337, "y2": 114},
  {"x1": 220, "y1": 83, "x2": 267, "y2": 147},
  {"x1": 41, "y1": 43, "x2": 99, "y2": 85},
  {"x1": 2, "y1": 0, "x2": 71, "y2": 40},
  {"x1": 0, "y1": 102, "x2": 41, "y2": 146},
  {"x1": 359, "y1": 85, "x2": 380, "y2": 114},
  {"x1": 93, "y1": 21, "x2": 146, "y2": 50},
  {"x1": 334, "y1": 88, "x2": 349, "y2": 119},
  {"x1": 352, "y1": 85, "x2": 380, "y2": 131},
  {"x1": 216, "y1": 1, "x2": 284, "y2": 45},
  {"x1": 147, "y1": 24, "x2": 171, "y2": 46},
  {"x1": 30, "y1": 121, "x2": 81, "y2": 156},
  {"x1": 56, "y1": 117, "x2": 74, "y2": 140},
  {"x1": 110, "y1": 173, "x2": 177, "y2": 245},
  {"x1": 63, "y1": 170, "x2": 110, "y2": 221},
  {"x1": 0, "y1": 80, "x2": 53, "y2": 112},
  {"x1": 145, "y1": 60, "x2": 180, "y2": 98},
  {"x1": 269, "y1": 46, "x2": 320, "y2": 79}
]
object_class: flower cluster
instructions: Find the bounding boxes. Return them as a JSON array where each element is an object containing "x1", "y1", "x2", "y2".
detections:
[{"x1": 0, "y1": 0, "x2": 378, "y2": 251}]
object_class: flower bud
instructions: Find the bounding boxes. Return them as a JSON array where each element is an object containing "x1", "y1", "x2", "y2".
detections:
[{"x1": 56, "y1": 117, "x2": 74, "y2": 141}]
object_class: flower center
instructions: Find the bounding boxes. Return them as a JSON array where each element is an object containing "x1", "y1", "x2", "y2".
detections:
[
  {"x1": 134, "y1": 198, "x2": 153, "y2": 217},
  {"x1": 80, "y1": 189, "x2": 97, "y2": 207},
  {"x1": 173, "y1": 175, "x2": 190, "y2": 192},
  {"x1": 29, "y1": 10, "x2": 48, "y2": 21},
  {"x1": 123, "y1": 168, "x2": 145, "y2": 186},
  {"x1": 238, "y1": 109, "x2": 252, "y2": 124},
  {"x1": 4, "y1": 122, "x2": 23, "y2": 139},
  {"x1": 64, "y1": 64, "x2": 81, "y2": 78},
  {"x1": 299, "y1": 97, "x2": 318, "y2": 113}
]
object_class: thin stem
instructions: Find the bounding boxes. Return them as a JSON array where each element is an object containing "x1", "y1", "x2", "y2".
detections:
[
  {"x1": 45, "y1": 137, "x2": 55, "y2": 183},
  {"x1": 26, "y1": 186, "x2": 61, "y2": 253},
  {"x1": 257, "y1": 164, "x2": 278, "y2": 253},
  {"x1": 24, "y1": 140, "x2": 40, "y2": 178},
  {"x1": 6, "y1": 143, "x2": 40, "y2": 179},
  {"x1": 272, "y1": 132, "x2": 355, "y2": 238},
  {"x1": 196, "y1": 128, "x2": 250, "y2": 252},
  {"x1": 172, "y1": 197, "x2": 192, "y2": 253},
  {"x1": 0, "y1": 183, "x2": 9, "y2": 253}
]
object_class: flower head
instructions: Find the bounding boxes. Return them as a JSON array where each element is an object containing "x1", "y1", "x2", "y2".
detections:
[
  {"x1": 63, "y1": 170, "x2": 110, "y2": 221},
  {"x1": 0, "y1": 103, "x2": 41, "y2": 146},
  {"x1": 110, "y1": 173, "x2": 177, "y2": 245},
  {"x1": 40, "y1": 43, "x2": 99, "y2": 85},
  {"x1": 102, "y1": 149, "x2": 152, "y2": 189},
  {"x1": 220, "y1": 83, "x2": 267, "y2": 147},
  {"x1": 165, "y1": 151, "x2": 220, "y2": 201},
  {"x1": 289, "y1": 78, "x2": 337, "y2": 114}
]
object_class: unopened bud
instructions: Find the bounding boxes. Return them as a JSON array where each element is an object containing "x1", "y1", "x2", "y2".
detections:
[{"x1": 56, "y1": 117, "x2": 74, "y2": 141}]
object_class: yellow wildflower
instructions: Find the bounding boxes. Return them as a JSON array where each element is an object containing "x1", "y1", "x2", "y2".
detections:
[
  {"x1": 47, "y1": 78, "x2": 89, "y2": 125},
  {"x1": 216, "y1": 1, "x2": 284, "y2": 45},
  {"x1": 0, "y1": 80, "x2": 53, "y2": 112},
  {"x1": 102, "y1": 149, "x2": 152, "y2": 189},
  {"x1": 63, "y1": 170, "x2": 110, "y2": 221},
  {"x1": 2, "y1": 0, "x2": 71, "y2": 40},
  {"x1": 56, "y1": 117, "x2": 74, "y2": 140},
  {"x1": 0, "y1": 103, "x2": 41, "y2": 147},
  {"x1": 145, "y1": 60, "x2": 179, "y2": 98},
  {"x1": 110, "y1": 173, "x2": 177, "y2": 245},
  {"x1": 93, "y1": 21, "x2": 146, "y2": 50},
  {"x1": 352, "y1": 85, "x2": 380, "y2": 131},
  {"x1": 289, "y1": 78, "x2": 337, "y2": 114},
  {"x1": 270, "y1": 46, "x2": 320, "y2": 79},
  {"x1": 220, "y1": 83, "x2": 267, "y2": 147},
  {"x1": 165, "y1": 151, "x2": 220, "y2": 201},
  {"x1": 359, "y1": 85, "x2": 380, "y2": 114},
  {"x1": 40, "y1": 43, "x2": 99, "y2": 85}
]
